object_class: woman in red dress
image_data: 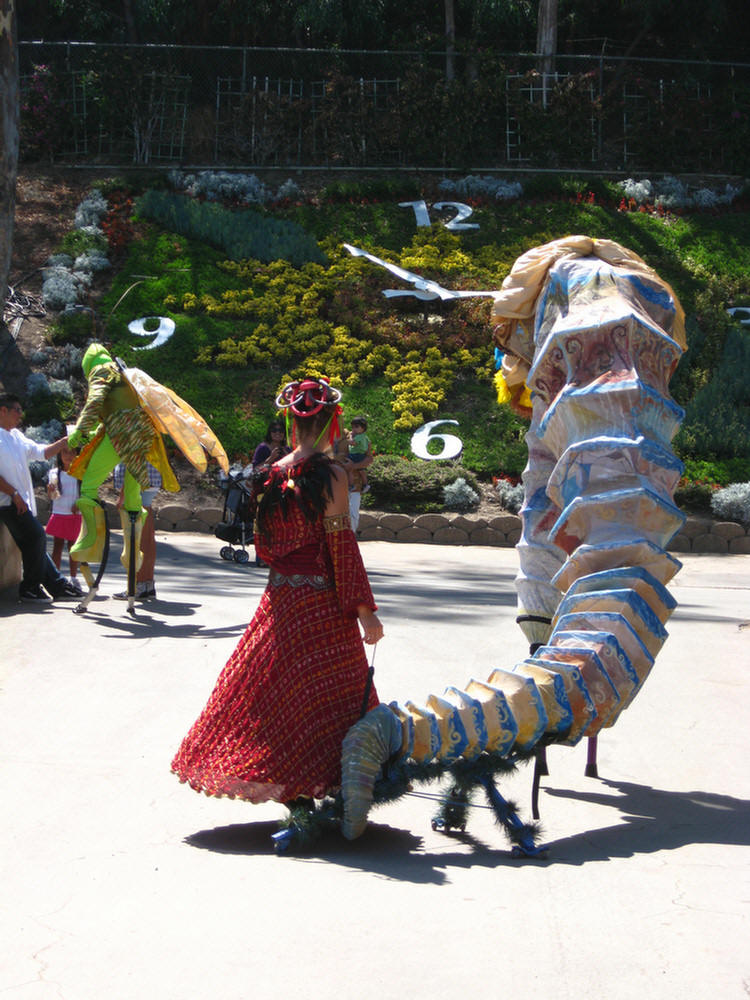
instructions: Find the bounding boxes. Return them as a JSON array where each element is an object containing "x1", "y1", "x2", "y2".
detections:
[{"x1": 172, "y1": 377, "x2": 383, "y2": 806}]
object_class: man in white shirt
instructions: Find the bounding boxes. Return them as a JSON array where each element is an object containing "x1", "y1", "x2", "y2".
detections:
[{"x1": 0, "y1": 393, "x2": 81, "y2": 602}]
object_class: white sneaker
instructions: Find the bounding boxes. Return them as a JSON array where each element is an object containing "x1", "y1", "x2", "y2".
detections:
[{"x1": 113, "y1": 586, "x2": 156, "y2": 601}]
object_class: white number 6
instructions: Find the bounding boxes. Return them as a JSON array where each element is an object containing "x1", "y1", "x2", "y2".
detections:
[{"x1": 411, "y1": 419, "x2": 463, "y2": 460}]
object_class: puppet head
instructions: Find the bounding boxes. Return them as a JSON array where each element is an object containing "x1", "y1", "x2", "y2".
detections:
[{"x1": 81, "y1": 343, "x2": 115, "y2": 379}]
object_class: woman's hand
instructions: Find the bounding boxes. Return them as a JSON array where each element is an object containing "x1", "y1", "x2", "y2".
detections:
[{"x1": 357, "y1": 607, "x2": 384, "y2": 645}]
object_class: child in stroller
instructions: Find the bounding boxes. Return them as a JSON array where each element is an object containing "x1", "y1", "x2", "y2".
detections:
[
  {"x1": 215, "y1": 467, "x2": 258, "y2": 565},
  {"x1": 216, "y1": 424, "x2": 290, "y2": 566}
]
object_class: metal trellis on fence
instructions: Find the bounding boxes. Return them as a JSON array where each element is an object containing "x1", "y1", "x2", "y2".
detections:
[{"x1": 17, "y1": 41, "x2": 750, "y2": 173}]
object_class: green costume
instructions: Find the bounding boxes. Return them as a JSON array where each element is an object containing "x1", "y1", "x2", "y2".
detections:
[
  {"x1": 68, "y1": 344, "x2": 152, "y2": 565},
  {"x1": 63, "y1": 344, "x2": 228, "y2": 611}
]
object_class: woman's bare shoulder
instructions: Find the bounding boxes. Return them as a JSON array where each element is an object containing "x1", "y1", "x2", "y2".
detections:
[{"x1": 325, "y1": 461, "x2": 350, "y2": 514}]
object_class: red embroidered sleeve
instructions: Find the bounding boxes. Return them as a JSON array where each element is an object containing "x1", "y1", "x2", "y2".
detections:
[{"x1": 323, "y1": 514, "x2": 377, "y2": 618}]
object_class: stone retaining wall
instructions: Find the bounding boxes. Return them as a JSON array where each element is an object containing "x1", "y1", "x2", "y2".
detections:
[
  {"x1": 3, "y1": 499, "x2": 748, "y2": 597},
  {"x1": 31, "y1": 496, "x2": 750, "y2": 553},
  {"x1": 355, "y1": 510, "x2": 522, "y2": 546},
  {"x1": 667, "y1": 516, "x2": 750, "y2": 554},
  {"x1": 0, "y1": 523, "x2": 23, "y2": 595},
  {"x1": 357, "y1": 510, "x2": 750, "y2": 553}
]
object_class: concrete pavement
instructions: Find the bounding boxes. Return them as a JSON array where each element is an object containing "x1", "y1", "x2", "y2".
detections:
[{"x1": 1, "y1": 534, "x2": 749, "y2": 999}]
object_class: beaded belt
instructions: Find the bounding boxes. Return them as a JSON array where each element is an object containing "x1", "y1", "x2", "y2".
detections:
[{"x1": 269, "y1": 569, "x2": 332, "y2": 591}]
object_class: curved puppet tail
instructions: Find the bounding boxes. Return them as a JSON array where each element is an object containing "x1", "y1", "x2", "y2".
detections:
[{"x1": 341, "y1": 237, "x2": 686, "y2": 849}]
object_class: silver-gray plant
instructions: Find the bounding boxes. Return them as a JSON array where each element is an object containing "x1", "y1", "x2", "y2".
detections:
[
  {"x1": 711, "y1": 483, "x2": 750, "y2": 526},
  {"x1": 493, "y1": 477, "x2": 524, "y2": 514},
  {"x1": 74, "y1": 190, "x2": 108, "y2": 229},
  {"x1": 41, "y1": 268, "x2": 79, "y2": 310},
  {"x1": 443, "y1": 476, "x2": 480, "y2": 512},
  {"x1": 438, "y1": 175, "x2": 523, "y2": 201}
]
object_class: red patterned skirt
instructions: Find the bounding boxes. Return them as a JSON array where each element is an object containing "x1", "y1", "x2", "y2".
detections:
[{"x1": 171, "y1": 578, "x2": 379, "y2": 802}]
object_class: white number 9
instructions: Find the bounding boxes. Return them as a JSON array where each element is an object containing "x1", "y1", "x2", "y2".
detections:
[
  {"x1": 411, "y1": 419, "x2": 463, "y2": 460},
  {"x1": 128, "y1": 316, "x2": 176, "y2": 350}
]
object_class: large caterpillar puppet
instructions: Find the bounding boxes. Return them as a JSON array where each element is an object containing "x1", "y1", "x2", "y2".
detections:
[{"x1": 281, "y1": 235, "x2": 687, "y2": 857}]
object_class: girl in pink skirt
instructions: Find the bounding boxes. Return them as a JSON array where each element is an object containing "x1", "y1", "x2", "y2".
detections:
[{"x1": 46, "y1": 442, "x2": 83, "y2": 591}]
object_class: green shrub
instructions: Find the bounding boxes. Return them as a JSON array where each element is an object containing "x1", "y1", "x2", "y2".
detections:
[
  {"x1": 521, "y1": 173, "x2": 619, "y2": 205},
  {"x1": 49, "y1": 310, "x2": 97, "y2": 346},
  {"x1": 58, "y1": 229, "x2": 109, "y2": 257},
  {"x1": 673, "y1": 479, "x2": 717, "y2": 514},
  {"x1": 676, "y1": 326, "x2": 750, "y2": 460},
  {"x1": 24, "y1": 392, "x2": 62, "y2": 426},
  {"x1": 135, "y1": 190, "x2": 325, "y2": 267},
  {"x1": 93, "y1": 171, "x2": 168, "y2": 200},
  {"x1": 321, "y1": 177, "x2": 422, "y2": 203},
  {"x1": 368, "y1": 454, "x2": 480, "y2": 513},
  {"x1": 681, "y1": 457, "x2": 750, "y2": 487}
]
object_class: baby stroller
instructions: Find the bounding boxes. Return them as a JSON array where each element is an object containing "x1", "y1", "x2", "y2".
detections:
[{"x1": 215, "y1": 470, "x2": 256, "y2": 565}]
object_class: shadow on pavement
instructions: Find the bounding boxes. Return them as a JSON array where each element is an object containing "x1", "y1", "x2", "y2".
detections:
[
  {"x1": 69, "y1": 607, "x2": 248, "y2": 640},
  {"x1": 179, "y1": 778, "x2": 750, "y2": 879},
  {"x1": 183, "y1": 819, "x2": 530, "y2": 884},
  {"x1": 543, "y1": 779, "x2": 750, "y2": 864}
]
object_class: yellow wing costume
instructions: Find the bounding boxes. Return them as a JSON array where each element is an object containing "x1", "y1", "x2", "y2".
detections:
[
  {"x1": 67, "y1": 344, "x2": 232, "y2": 609},
  {"x1": 118, "y1": 360, "x2": 230, "y2": 491}
]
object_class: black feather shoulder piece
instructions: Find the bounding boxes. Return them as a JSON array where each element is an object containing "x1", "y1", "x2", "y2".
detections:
[{"x1": 255, "y1": 452, "x2": 336, "y2": 540}]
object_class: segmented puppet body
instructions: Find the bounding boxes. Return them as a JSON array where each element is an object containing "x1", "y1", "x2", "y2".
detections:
[{"x1": 334, "y1": 237, "x2": 687, "y2": 854}]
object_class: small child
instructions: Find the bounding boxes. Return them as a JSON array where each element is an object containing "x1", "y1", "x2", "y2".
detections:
[
  {"x1": 344, "y1": 416, "x2": 370, "y2": 493},
  {"x1": 45, "y1": 443, "x2": 83, "y2": 592}
]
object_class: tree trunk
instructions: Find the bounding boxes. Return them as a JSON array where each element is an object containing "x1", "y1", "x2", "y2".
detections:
[
  {"x1": 536, "y1": 0, "x2": 558, "y2": 76},
  {"x1": 444, "y1": 0, "x2": 455, "y2": 83},
  {"x1": 122, "y1": 0, "x2": 139, "y2": 44},
  {"x1": 1, "y1": 0, "x2": 19, "y2": 313}
]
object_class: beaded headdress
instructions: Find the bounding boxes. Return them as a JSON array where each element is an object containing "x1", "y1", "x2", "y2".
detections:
[
  {"x1": 275, "y1": 377, "x2": 342, "y2": 415},
  {"x1": 275, "y1": 377, "x2": 343, "y2": 446}
]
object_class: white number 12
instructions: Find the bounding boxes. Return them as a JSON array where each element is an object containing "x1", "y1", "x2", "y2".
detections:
[{"x1": 398, "y1": 201, "x2": 479, "y2": 231}]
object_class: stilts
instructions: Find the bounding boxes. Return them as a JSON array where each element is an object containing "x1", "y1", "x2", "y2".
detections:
[
  {"x1": 118, "y1": 506, "x2": 145, "y2": 616},
  {"x1": 72, "y1": 500, "x2": 110, "y2": 614}
]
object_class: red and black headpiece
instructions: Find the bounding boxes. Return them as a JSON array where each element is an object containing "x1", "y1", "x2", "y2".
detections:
[
  {"x1": 275, "y1": 377, "x2": 342, "y2": 416},
  {"x1": 275, "y1": 377, "x2": 343, "y2": 445}
]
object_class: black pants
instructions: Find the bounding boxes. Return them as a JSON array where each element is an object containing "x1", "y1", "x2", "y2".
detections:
[{"x1": 0, "y1": 505, "x2": 65, "y2": 595}]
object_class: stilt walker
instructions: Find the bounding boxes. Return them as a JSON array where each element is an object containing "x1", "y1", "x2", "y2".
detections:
[{"x1": 67, "y1": 343, "x2": 229, "y2": 611}]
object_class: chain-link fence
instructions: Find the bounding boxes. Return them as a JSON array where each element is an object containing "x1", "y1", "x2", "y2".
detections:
[{"x1": 18, "y1": 42, "x2": 750, "y2": 174}]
